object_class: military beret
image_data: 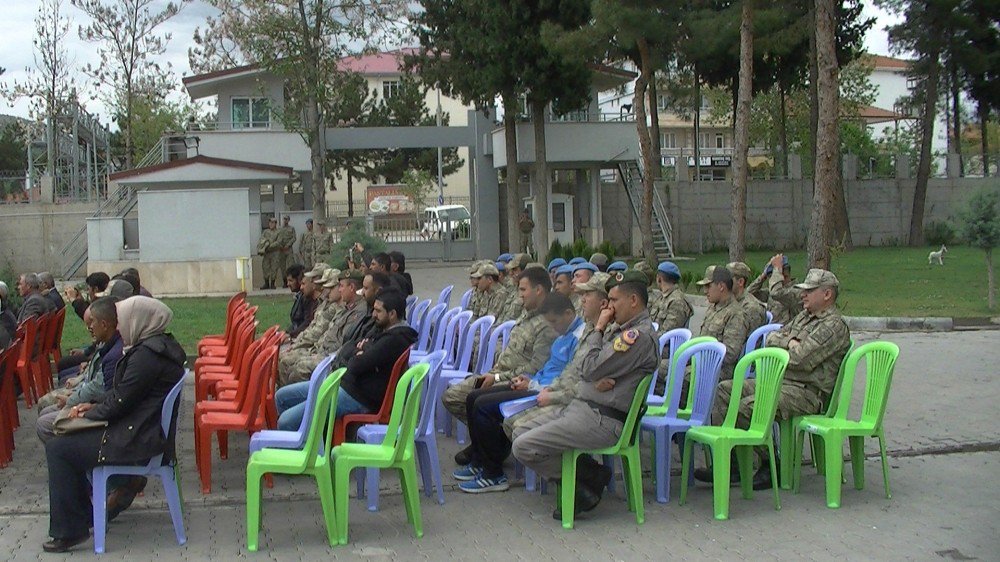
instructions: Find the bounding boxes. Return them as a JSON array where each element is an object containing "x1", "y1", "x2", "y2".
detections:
[
  {"x1": 339, "y1": 269, "x2": 365, "y2": 282},
  {"x1": 695, "y1": 265, "x2": 717, "y2": 286},
  {"x1": 573, "y1": 262, "x2": 598, "y2": 273},
  {"x1": 726, "y1": 261, "x2": 753, "y2": 280},
  {"x1": 305, "y1": 218, "x2": 313, "y2": 224},
  {"x1": 657, "y1": 261, "x2": 681, "y2": 279},
  {"x1": 497, "y1": 253, "x2": 513, "y2": 263},
  {"x1": 554, "y1": 264, "x2": 574, "y2": 277},
  {"x1": 575, "y1": 271, "x2": 611, "y2": 294},
  {"x1": 568, "y1": 257, "x2": 587, "y2": 265},
  {"x1": 605, "y1": 270, "x2": 648, "y2": 291},
  {"x1": 794, "y1": 268, "x2": 840, "y2": 289},
  {"x1": 547, "y1": 258, "x2": 567, "y2": 271},
  {"x1": 496, "y1": 261, "x2": 506, "y2": 272},
  {"x1": 607, "y1": 261, "x2": 628, "y2": 272}
]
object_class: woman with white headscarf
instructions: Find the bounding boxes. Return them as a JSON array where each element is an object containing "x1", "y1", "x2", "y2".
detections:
[{"x1": 42, "y1": 296, "x2": 186, "y2": 553}]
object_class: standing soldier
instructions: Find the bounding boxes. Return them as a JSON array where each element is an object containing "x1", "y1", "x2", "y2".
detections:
[
  {"x1": 299, "y1": 219, "x2": 316, "y2": 269},
  {"x1": 314, "y1": 220, "x2": 333, "y2": 263},
  {"x1": 277, "y1": 216, "x2": 297, "y2": 286},
  {"x1": 257, "y1": 217, "x2": 281, "y2": 290},
  {"x1": 519, "y1": 209, "x2": 535, "y2": 254}
]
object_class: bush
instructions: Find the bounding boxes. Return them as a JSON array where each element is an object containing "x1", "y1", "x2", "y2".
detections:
[
  {"x1": 924, "y1": 220, "x2": 957, "y2": 246},
  {"x1": 0, "y1": 258, "x2": 22, "y2": 312},
  {"x1": 325, "y1": 221, "x2": 387, "y2": 270},
  {"x1": 545, "y1": 238, "x2": 621, "y2": 264}
]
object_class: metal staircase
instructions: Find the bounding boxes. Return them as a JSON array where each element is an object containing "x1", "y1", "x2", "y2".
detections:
[
  {"x1": 59, "y1": 185, "x2": 139, "y2": 279},
  {"x1": 617, "y1": 160, "x2": 674, "y2": 260}
]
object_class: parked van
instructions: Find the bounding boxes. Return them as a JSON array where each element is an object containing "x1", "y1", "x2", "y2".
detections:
[{"x1": 420, "y1": 204, "x2": 471, "y2": 240}]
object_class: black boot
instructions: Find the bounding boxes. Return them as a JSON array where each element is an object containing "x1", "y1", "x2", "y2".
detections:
[{"x1": 752, "y1": 461, "x2": 774, "y2": 491}]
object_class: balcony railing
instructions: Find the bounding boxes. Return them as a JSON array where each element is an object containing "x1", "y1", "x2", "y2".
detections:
[{"x1": 186, "y1": 121, "x2": 286, "y2": 132}]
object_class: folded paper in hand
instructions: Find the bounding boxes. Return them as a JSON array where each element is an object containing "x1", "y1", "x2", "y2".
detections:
[{"x1": 499, "y1": 396, "x2": 538, "y2": 419}]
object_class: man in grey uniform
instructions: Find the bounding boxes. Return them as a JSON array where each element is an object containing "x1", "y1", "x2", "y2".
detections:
[{"x1": 511, "y1": 270, "x2": 658, "y2": 518}]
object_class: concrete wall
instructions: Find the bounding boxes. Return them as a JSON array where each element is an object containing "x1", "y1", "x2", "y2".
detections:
[
  {"x1": 138, "y1": 188, "x2": 252, "y2": 262},
  {"x1": 0, "y1": 202, "x2": 98, "y2": 275},
  {"x1": 86, "y1": 217, "x2": 126, "y2": 262},
  {"x1": 89, "y1": 258, "x2": 247, "y2": 296}
]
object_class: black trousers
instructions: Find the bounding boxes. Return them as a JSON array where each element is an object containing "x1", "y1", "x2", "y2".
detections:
[
  {"x1": 466, "y1": 385, "x2": 536, "y2": 477},
  {"x1": 46, "y1": 429, "x2": 104, "y2": 539}
]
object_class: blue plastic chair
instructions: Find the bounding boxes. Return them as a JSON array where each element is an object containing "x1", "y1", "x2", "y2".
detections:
[
  {"x1": 405, "y1": 295, "x2": 418, "y2": 324},
  {"x1": 436, "y1": 319, "x2": 512, "y2": 439},
  {"x1": 647, "y1": 329, "x2": 692, "y2": 406},
  {"x1": 766, "y1": 311, "x2": 774, "y2": 323},
  {"x1": 640, "y1": 341, "x2": 726, "y2": 503},
  {"x1": 249, "y1": 354, "x2": 337, "y2": 454},
  {"x1": 356, "y1": 350, "x2": 448, "y2": 511},
  {"x1": 412, "y1": 303, "x2": 445, "y2": 354},
  {"x1": 437, "y1": 285, "x2": 454, "y2": 308},
  {"x1": 434, "y1": 315, "x2": 494, "y2": 440},
  {"x1": 459, "y1": 288, "x2": 473, "y2": 310},
  {"x1": 411, "y1": 307, "x2": 460, "y2": 363},
  {"x1": 91, "y1": 374, "x2": 188, "y2": 553},
  {"x1": 743, "y1": 323, "x2": 783, "y2": 359},
  {"x1": 409, "y1": 299, "x2": 431, "y2": 334},
  {"x1": 439, "y1": 311, "x2": 474, "y2": 369}
]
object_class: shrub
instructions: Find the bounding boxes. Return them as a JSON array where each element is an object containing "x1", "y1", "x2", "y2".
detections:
[
  {"x1": 924, "y1": 220, "x2": 957, "y2": 246},
  {"x1": 325, "y1": 221, "x2": 387, "y2": 270}
]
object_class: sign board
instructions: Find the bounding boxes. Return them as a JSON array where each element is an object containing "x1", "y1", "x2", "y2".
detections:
[{"x1": 366, "y1": 184, "x2": 416, "y2": 216}]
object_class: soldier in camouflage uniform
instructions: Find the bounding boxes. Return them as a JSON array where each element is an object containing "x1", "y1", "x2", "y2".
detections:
[
  {"x1": 698, "y1": 268, "x2": 850, "y2": 488},
  {"x1": 747, "y1": 254, "x2": 802, "y2": 325},
  {"x1": 299, "y1": 219, "x2": 317, "y2": 269},
  {"x1": 276, "y1": 216, "x2": 298, "y2": 285},
  {"x1": 444, "y1": 267, "x2": 557, "y2": 464},
  {"x1": 282, "y1": 269, "x2": 367, "y2": 385},
  {"x1": 694, "y1": 266, "x2": 747, "y2": 381},
  {"x1": 728, "y1": 261, "x2": 768, "y2": 335},
  {"x1": 649, "y1": 261, "x2": 694, "y2": 393},
  {"x1": 472, "y1": 263, "x2": 510, "y2": 319},
  {"x1": 497, "y1": 254, "x2": 530, "y2": 322},
  {"x1": 633, "y1": 260, "x2": 661, "y2": 304},
  {"x1": 503, "y1": 272, "x2": 611, "y2": 438},
  {"x1": 552, "y1": 265, "x2": 582, "y2": 315},
  {"x1": 256, "y1": 217, "x2": 282, "y2": 289},
  {"x1": 314, "y1": 221, "x2": 333, "y2": 263},
  {"x1": 277, "y1": 266, "x2": 339, "y2": 386},
  {"x1": 571, "y1": 262, "x2": 597, "y2": 285}
]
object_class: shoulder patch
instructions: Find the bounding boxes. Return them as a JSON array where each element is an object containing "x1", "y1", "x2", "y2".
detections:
[
  {"x1": 613, "y1": 336, "x2": 631, "y2": 352},
  {"x1": 622, "y1": 329, "x2": 638, "y2": 345}
]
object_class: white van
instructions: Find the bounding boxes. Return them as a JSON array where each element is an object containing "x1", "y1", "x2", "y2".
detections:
[{"x1": 420, "y1": 204, "x2": 472, "y2": 240}]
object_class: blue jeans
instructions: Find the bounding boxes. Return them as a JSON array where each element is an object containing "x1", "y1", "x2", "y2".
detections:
[{"x1": 274, "y1": 381, "x2": 370, "y2": 431}]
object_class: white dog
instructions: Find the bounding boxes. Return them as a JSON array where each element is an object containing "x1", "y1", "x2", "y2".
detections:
[{"x1": 928, "y1": 245, "x2": 947, "y2": 265}]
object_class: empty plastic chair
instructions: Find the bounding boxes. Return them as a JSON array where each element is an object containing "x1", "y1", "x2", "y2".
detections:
[
  {"x1": 412, "y1": 303, "x2": 445, "y2": 354},
  {"x1": 411, "y1": 307, "x2": 460, "y2": 362},
  {"x1": 743, "y1": 323, "x2": 783, "y2": 359},
  {"x1": 437, "y1": 285, "x2": 454, "y2": 308},
  {"x1": 92, "y1": 375, "x2": 188, "y2": 553},
  {"x1": 409, "y1": 299, "x2": 431, "y2": 336},
  {"x1": 647, "y1": 328, "x2": 691, "y2": 406},
  {"x1": 766, "y1": 311, "x2": 774, "y2": 323},
  {"x1": 249, "y1": 354, "x2": 338, "y2": 454}
]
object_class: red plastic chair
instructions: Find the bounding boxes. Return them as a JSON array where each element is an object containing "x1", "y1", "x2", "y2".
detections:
[
  {"x1": 49, "y1": 307, "x2": 66, "y2": 366},
  {"x1": 195, "y1": 322, "x2": 267, "y2": 403},
  {"x1": 14, "y1": 317, "x2": 40, "y2": 407},
  {"x1": 198, "y1": 292, "x2": 247, "y2": 355},
  {"x1": 199, "y1": 302, "x2": 253, "y2": 360},
  {"x1": 0, "y1": 339, "x2": 21, "y2": 432},
  {"x1": 195, "y1": 343, "x2": 278, "y2": 494},
  {"x1": 33, "y1": 312, "x2": 57, "y2": 396},
  {"x1": 196, "y1": 305, "x2": 257, "y2": 366},
  {"x1": 333, "y1": 348, "x2": 411, "y2": 445}
]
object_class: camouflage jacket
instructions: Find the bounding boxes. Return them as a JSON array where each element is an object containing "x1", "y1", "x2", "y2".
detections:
[
  {"x1": 649, "y1": 286, "x2": 693, "y2": 334},
  {"x1": 737, "y1": 291, "x2": 768, "y2": 335},
  {"x1": 256, "y1": 229, "x2": 280, "y2": 255},
  {"x1": 291, "y1": 297, "x2": 337, "y2": 350},
  {"x1": 747, "y1": 270, "x2": 803, "y2": 325},
  {"x1": 767, "y1": 306, "x2": 851, "y2": 397},
  {"x1": 498, "y1": 289, "x2": 523, "y2": 324},
  {"x1": 315, "y1": 300, "x2": 366, "y2": 355},
  {"x1": 698, "y1": 295, "x2": 747, "y2": 380},
  {"x1": 489, "y1": 308, "x2": 557, "y2": 382},
  {"x1": 276, "y1": 225, "x2": 296, "y2": 251}
]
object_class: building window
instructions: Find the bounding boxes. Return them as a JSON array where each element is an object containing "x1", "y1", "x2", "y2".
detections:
[
  {"x1": 382, "y1": 80, "x2": 401, "y2": 99},
  {"x1": 715, "y1": 133, "x2": 725, "y2": 149},
  {"x1": 698, "y1": 169, "x2": 727, "y2": 181},
  {"x1": 232, "y1": 97, "x2": 270, "y2": 128},
  {"x1": 660, "y1": 132, "x2": 677, "y2": 149},
  {"x1": 699, "y1": 132, "x2": 712, "y2": 148},
  {"x1": 906, "y1": 77, "x2": 918, "y2": 91},
  {"x1": 657, "y1": 94, "x2": 669, "y2": 110},
  {"x1": 552, "y1": 202, "x2": 566, "y2": 232}
]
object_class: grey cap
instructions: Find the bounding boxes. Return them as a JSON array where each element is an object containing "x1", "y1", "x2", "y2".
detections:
[{"x1": 574, "y1": 272, "x2": 611, "y2": 295}]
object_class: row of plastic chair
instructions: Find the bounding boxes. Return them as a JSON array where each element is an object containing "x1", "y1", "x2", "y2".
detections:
[
  {"x1": 0, "y1": 339, "x2": 24, "y2": 467},
  {"x1": 10, "y1": 309, "x2": 66, "y2": 408}
]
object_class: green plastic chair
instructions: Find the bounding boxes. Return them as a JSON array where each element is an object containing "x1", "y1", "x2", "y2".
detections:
[
  {"x1": 332, "y1": 362, "x2": 430, "y2": 544},
  {"x1": 792, "y1": 341, "x2": 899, "y2": 508},
  {"x1": 776, "y1": 339, "x2": 855, "y2": 489},
  {"x1": 647, "y1": 336, "x2": 717, "y2": 418},
  {"x1": 556, "y1": 374, "x2": 653, "y2": 530},
  {"x1": 679, "y1": 348, "x2": 790, "y2": 520},
  {"x1": 245, "y1": 368, "x2": 346, "y2": 551}
]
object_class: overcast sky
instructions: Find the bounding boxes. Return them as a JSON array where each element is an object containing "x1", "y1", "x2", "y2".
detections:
[{"x1": 0, "y1": 0, "x2": 904, "y2": 126}]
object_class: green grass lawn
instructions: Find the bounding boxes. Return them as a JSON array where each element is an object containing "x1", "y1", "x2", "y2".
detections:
[
  {"x1": 58, "y1": 246, "x2": 995, "y2": 352},
  {"x1": 675, "y1": 245, "x2": 996, "y2": 319}
]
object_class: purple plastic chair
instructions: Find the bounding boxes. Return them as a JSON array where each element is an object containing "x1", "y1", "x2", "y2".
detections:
[
  {"x1": 437, "y1": 285, "x2": 454, "y2": 308},
  {"x1": 459, "y1": 288, "x2": 473, "y2": 310},
  {"x1": 640, "y1": 341, "x2": 727, "y2": 503},
  {"x1": 91, "y1": 373, "x2": 188, "y2": 553},
  {"x1": 766, "y1": 310, "x2": 774, "y2": 323},
  {"x1": 405, "y1": 295, "x2": 418, "y2": 322},
  {"x1": 647, "y1": 329, "x2": 692, "y2": 406},
  {"x1": 744, "y1": 322, "x2": 783, "y2": 359},
  {"x1": 412, "y1": 303, "x2": 446, "y2": 355},
  {"x1": 437, "y1": 319, "x2": 513, "y2": 439},
  {"x1": 411, "y1": 306, "x2": 460, "y2": 363},
  {"x1": 248, "y1": 354, "x2": 338, "y2": 454},
  {"x1": 356, "y1": 350, "x2": 448, "y2": 511},
  {"x1": 409, "y1": 299, "x2": 432, "y2": 336},
  {"x1": 434, "y1": 315, "x2": 495, "y2": 439}
]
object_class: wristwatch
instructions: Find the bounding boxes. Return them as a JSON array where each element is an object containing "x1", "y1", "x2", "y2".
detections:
[{"x1": 494, "y1": 374, "x2": 501, "y2": 383}]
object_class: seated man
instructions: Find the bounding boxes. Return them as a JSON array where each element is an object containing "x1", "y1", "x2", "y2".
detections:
[
  {"x1": 496, "y1": 254, "x2": 530, "y2": 322},
  {"x1": 285, "y1": 264, "x2": 307, "y2": 334},
  {"x1": 16, "y1": 272, "x2": 55, "y2": 324},
  {"x1": 453, "y1": 293, "x2": 583, "y2": 492},
  {"x1": 65, "y1": 272, "x2": 111, "y2": 321},
  {"x1": 696, "y1": 268, "x2": 850, "y2": 489},
  {"x1": 695, "y1": 266, "x2": 747, "y2": 381},
  {"x1": 119, "y1": 267, "x2": 152, "y2": 297},
  {"x1": 277, "y1": 267, "x2": 340, "y2": 386},
  {"x1": 552, "y1": 265, "x2": 582, "y2": 314},
  {"x1": 571, "y1": 262, "x2": 597, "y2": 285},
  {"x1": 747, "y1": 254, "x2": 803, "y2": 324},
  {"x1": 445, "y1": 267, "x2": 557, "y2": 465},
  {"x1": 272, "y1": 272, "x2": 394, "y2": 430},
  {"x1": 728, "y1": 261, "x2": 767, "y2": 335},
  {"x1": 511, "y1": 271, "x2": 658, "y2": 518},
  {"x1": 36, "y1": 298, "x2": 123, "y2": 442},
  {"x1": 0, "y1": 281, "x2": 15, "y2": 349},
  {"x1": 472, "y1": 262, "x2": 509, "y2": 320},
  {"x1": 38, "y1": 272, "x2": 66, "y2": 311},
  {"x1": 388, "y1": 251, "x2": 413, "y2": 296},
  {"x1": 649, "y1": 261, "x2": 693, "y2": 335},
  {"x1": 287, "y1": 263, "x2": 325, "y2": 339}
]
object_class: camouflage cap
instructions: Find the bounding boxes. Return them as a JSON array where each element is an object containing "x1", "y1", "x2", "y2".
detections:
[
  {"x1": 726, "y1": 261, "x2": 753, "y2": 280},
  {"x1": 508, "y1": 253, "x2": 531, "y2": 271},
  {"x1": 472, "y1": 262, "x2": 500, "y2": 278},
  {"x1": 632, "y1": 260, "x2": 656, "y2": 285},
  {"x1": 605, "y1": 270, "x2": 649, "y2": 292},
  {"x1": 794, "y1": 268, "x2": 840, "y2": 290},
  {"x1": 303, "y1": 263, "x2": 329, "y2": 279},
  {"x1": 339, "y1": 269, "x2": 365, "y2": 283},
  {"x1": 695, "y1": 265, "x2": 717, "y2": 286},
  {"x1": 320, "y1": 268, "x2": 341, "y2": 288},
  {"x1": 575, "y1": 271, "x2": 611, "y2": 295},
  {"x1": 525, "y1": 262, "x2": 546, "y2": 271},
  {"x1": 589, "y1": 252, "x2": 609, "y2": 267}
]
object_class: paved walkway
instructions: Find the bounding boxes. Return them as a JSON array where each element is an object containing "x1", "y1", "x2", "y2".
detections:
[{"x1": 1, "y1": 264, "x2": 998, "y2": 559}]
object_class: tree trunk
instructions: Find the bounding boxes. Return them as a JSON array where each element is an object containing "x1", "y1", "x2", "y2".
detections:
[
  {"x1": 778, "y1": 83, "x2": 788, "y2": 178},
  {"x1": 807, "y1": 0, "x2": 840, "y2": 270},
  {"x1": 649, "y1": 75, "x2": 662, "y2": 179},
  {"x1": 981, "y1": 105, "x2": 991, "y2": 177},
  {"x1": 530, "y1": 99, "x2": 549, "y2": 259},
  {"x1": 950, "y1": 56, "x2": 963, "y2": 176},
  {"x1": 125, "y1": 85, "x2": 134, "y2": 169},
  {"x1": 987, "y1": 247, "x2": 996, "y2": 310},
  {"x1": 308, "y1": 95, "x2": 326, "y2": 224},
  {"x1": 728, "y1": 0, "x2": 753, "y2": 264},
  {"x1": 502, "y1": 91, "x2": 521, "y2": 253},
  {"x1": 693, "y1": 69, "x2": 701, "y2": 183},
  {"x1": 910, "y1": 44, "x2": 941, "y2": 247},
  {"x1": 347, "y1": 168, "x2": 354, "y2": 218},
  {"x1": 808, "y1": 0, "x2": 818, "y2": 180},
  {"x1": 634, "y1": 40, "x2": 657, "y2": 267}
]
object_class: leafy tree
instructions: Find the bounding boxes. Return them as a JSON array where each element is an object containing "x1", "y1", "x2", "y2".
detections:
[
  {"x1": 325, "y1": 71, "x2": 378, "y2": 218},
  {"x1": 109, "y1": 95, "x2": 201, "y2": 166},
  {"x1": 72, "y1": 0, "x2": 189, "y2": 168},
  {"x1": 951, "y1": 0, "x2": 1000, "y2": 177},
  {"x1": 957, "y1": 188, "x2": 1000, "y2": 310}
]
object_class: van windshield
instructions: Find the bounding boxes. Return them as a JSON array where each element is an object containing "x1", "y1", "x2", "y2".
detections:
[{"x1": 438, "y1": 207, "x2": 470, "y2": 221}]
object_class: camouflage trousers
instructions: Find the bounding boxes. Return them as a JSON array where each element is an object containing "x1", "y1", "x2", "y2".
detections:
[
  {"x1": 712, "y1": 379, "x2": 824, "y2": 466},
  {"x1": 263, "y1": 252, "x2": 283, "y2": 284},
  {"x1": 277, "y1": 348, "x2": 322, "y2": 387}
]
